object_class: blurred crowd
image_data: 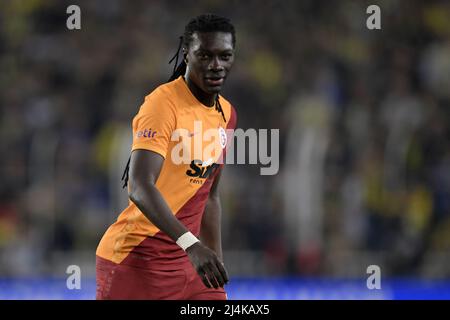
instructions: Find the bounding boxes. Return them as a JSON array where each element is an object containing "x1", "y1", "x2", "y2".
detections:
[{"x1": 0, "y1": 0, "x2": 449, "y2": 278}]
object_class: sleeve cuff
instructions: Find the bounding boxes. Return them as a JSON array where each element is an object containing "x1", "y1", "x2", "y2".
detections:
[{"x1": 131, "y1": 143, "x2": 167, "y2": 159}]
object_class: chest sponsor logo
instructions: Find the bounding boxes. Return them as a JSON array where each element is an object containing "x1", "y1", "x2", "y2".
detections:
[{"x1": 186, "y1": 159, "x2": 220, "y2": 184}]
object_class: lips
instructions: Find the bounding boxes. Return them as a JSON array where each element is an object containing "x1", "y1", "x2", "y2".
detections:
[{"x1": 205, "y1": 77, "x2": 224, "y2": 86}]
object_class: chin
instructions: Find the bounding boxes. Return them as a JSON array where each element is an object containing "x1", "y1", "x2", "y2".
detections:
[
  {"x1": 209, "y1": 88, "x2": 222, "y2": 94},
  {"x1": 204, "y1": 85, "x2": 222, "y2": 94}
]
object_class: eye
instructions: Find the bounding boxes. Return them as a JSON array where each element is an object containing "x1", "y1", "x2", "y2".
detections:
[
  {"x1": 221, "y1": 54, "x2": 231, "y2": 60},
  {"x1": 198, "y1": 53, "x2": 210, "y2": 60}
]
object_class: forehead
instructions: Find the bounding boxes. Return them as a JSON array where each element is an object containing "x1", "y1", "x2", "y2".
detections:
[{"x1": 189, "y1": 32, "x2": 234, "y2": 52}]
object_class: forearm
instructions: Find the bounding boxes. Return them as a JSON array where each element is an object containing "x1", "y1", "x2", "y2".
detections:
[
  {"x1": 129, "y1": 182, "x2": 189, "y2": 242},
  {"x1": 200, "y1": 196, "x2": 223, "y2": 261}
]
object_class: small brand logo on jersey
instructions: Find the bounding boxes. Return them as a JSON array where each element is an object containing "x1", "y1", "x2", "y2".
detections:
[
  {"x1": 136, "y1": 129, "x2": 157, "y2": 139},
  {"x1": 219, "y1": 126, "x2": 227, "y2": 149}
]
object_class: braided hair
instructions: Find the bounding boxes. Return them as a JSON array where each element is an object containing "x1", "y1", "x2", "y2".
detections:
[{"x1": 122, "y1": 14, "x2": 235, "y2": 188}]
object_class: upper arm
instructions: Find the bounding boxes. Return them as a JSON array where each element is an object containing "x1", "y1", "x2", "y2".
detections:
[
  {"x1": 129, "y1": 149, "x2": 164, "y2": 193},
  {"x1": 128, "y1": 91, "x2": 175, "y2": 191}
]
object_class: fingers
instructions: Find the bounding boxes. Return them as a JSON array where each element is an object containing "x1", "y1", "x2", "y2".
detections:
[
  {"x1": 211, "y1": 261, "x2": 229, "y2": 288},
  {"x1": 199, "y1": 260, "x2": 228, "y2": 289},
  {"x1": 197, "y1": 267, "x2": 212, "y2": 288},
  {"x1": 189, "y1": 245, "x2": 229, "y2": 289},
  {"x1": 204, "y1": 263, "x2": 222, "y2": 289},
  {"x1": 203, "y1": 264, "x2": 220, "y2": 288},
  {"x1": 217, "y1": 260, "x2": 229, "y2": 284}
]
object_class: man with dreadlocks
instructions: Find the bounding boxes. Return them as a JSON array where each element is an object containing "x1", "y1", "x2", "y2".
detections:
[{"x1": 96, "y1": 14, "x2": 237, "y2": 300}]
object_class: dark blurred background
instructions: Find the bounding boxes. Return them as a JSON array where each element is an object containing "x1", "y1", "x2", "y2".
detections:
[{"x1": 1, "y1": 0, "x2": 450, "y2": 298}]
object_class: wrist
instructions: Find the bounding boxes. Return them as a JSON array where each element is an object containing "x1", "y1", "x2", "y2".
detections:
[{"x1": 176, "y1": 231, "x2": 200, "y2": 251}]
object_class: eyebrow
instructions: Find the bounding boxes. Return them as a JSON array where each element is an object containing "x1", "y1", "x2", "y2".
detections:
[{"x1": 194, "y1": 48, "x2": 234, "y2": 54}]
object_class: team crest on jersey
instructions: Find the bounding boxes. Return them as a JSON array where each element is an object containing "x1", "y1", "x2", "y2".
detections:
[{"x1": 219, "y1": 126, "x2": 227, "y2": 149}]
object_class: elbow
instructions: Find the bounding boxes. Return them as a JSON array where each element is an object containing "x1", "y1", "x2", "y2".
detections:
[
  {"x1": 127, "y1": 177, "x2": 155, "y2": 207},
  {"x1": 127, "y1": 178, "x2": 141, "y2": 205},
  {"x1": 128, "y1": 188, "x2": 137, "y2": 205}
]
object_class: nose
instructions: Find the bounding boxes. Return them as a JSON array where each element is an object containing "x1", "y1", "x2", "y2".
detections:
[{"x1": 208, "y1": 56, "x2": 224, "y2": 71}]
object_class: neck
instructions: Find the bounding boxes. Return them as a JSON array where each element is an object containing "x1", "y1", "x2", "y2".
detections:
[{"x1": 183, "y1": 75, "x2": 217, "y2": 107}]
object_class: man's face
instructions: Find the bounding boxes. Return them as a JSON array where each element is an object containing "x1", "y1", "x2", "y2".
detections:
[{"x1": 184, "y1": 32, "x2": 235, "y2": 94}]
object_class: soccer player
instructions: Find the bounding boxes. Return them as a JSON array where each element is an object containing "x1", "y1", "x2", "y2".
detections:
[{"x1": 95, "y1": 14, "x2": 237, "y2": 300}]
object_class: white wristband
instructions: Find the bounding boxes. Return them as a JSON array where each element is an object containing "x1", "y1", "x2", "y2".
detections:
[{"x1": 176, "y1": 232, "x2": 199, "y2": 251}]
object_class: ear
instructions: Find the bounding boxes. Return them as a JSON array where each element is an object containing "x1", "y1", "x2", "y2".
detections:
[{"x1": 182, "y1": 47, "x2": 188, "y2": 63}]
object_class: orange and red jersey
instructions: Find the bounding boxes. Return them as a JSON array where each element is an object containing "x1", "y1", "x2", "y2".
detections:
[{"x1": 96, "y1": 76, "x2": 237, "y2": 269}]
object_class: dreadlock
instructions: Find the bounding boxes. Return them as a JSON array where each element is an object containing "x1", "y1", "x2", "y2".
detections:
[{"x1": 122, "y1": 14, "x2": 235, "y2": 189}]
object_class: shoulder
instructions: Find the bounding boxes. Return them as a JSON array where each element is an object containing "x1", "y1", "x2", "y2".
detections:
[
  {"x1": 143, "y1": 81, "x2": 178, "y2": 107},
  {"x1": 219, "y1": 95, "x2": 238, "y2": 129},
  {"x1": 138, "y1": 81, "x2": 179, "y2": 116}
]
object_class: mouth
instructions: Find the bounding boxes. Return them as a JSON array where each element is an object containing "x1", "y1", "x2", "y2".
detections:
[{"x1": 205, "y1": 76, "x2": 224, "y2": 86}]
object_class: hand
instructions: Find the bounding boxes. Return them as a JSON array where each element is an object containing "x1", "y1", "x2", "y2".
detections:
[{"x1": 186, "y1": 242, "x2": 229, "y2": 289}]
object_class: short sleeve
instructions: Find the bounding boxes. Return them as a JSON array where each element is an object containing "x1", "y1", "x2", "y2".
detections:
[{"x1": 131, "y1": 93, "x2": 176, "y2": 159}]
